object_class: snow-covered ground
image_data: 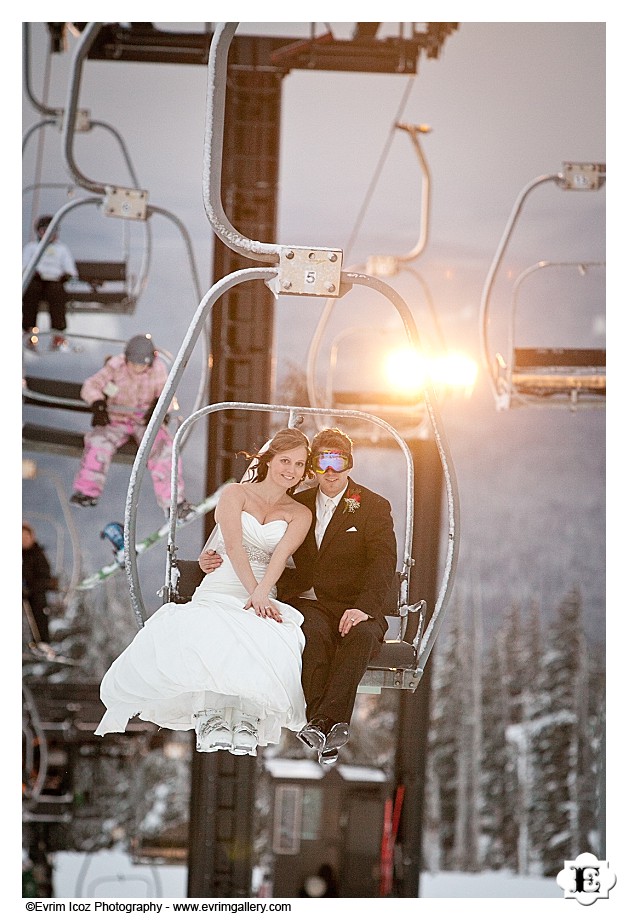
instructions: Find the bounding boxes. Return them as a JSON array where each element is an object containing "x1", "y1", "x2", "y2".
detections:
[
  {"x1": 421, "y1": 869, "x2": 560, "y2": 898},
  {"x1": 53, "y1": 848, "x2": 561, "y2": 899}
]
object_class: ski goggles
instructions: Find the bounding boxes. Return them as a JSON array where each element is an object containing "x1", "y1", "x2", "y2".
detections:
[{"x1": 312, "y1": 451, "x2": 352, "y2": 474}]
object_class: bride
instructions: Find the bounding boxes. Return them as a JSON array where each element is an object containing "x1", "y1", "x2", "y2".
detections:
[{"x1": 95, "y1": 427, "x2": 313, "y2": 756}]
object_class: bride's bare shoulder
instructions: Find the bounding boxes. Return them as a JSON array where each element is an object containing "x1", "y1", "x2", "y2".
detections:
[
  {"x1": 288, "y1": 498, "x2": 312, "y2": 524},
  {"x1": 218, "y1": 482, "x2": 248, "y2": 507},
  {"x1": 221, "y1": 481, "x2": 247, "y2": 496}
]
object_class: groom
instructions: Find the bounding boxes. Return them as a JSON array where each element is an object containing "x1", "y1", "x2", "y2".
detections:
[{"x1": 277, "y1": 427, "x2": 397, "y2": 766}]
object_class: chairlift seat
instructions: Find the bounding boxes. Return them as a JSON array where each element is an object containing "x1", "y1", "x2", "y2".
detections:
[
  {"x1": 66, "y1": 260, "x2": 135, "y2": 315},
  {"x1": 23, "y1": 376, "x2": 89, "y2": 410},
  {"x1": 511, "y1": 347, "x2": 606, "y2": 395},
  {"x1": 171, "y1": 560, "x2": 422, "y2": 691},
  {"x1": 22, "y1": 376, "x2": 137, "y2": 462},
  {"x1": 22, "y1": 423, "x2": 137, "y2": 462}
]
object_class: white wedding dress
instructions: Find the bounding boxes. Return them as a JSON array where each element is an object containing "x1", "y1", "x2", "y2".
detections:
[{"x1": 95, "y1": 511, "x2": 307, "y2": 747}]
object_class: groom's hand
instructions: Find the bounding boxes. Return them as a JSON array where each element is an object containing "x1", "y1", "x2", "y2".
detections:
[
  {"x1": 339, "y1": 608, "x2": 368, "y2": 637},
  {"x1": 199, "y1": 549, "x2": 223, "y2": 573}
]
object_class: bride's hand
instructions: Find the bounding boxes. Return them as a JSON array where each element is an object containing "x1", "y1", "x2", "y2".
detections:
[
  {"x1": 199, "y1": 549, "x2": 223, "y2": 574},
  {"x1": 245, "y1": 588, "x2": 282, "y2": 622}
]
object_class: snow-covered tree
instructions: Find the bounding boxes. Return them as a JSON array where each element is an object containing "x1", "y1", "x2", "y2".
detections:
[
  {"x1": 427, "y1": 586, "x2": 603, "y2": 877},
  {"x1": 528, "y1": 587, "x2": 594, "y2": 874},
  {"x1": 481, "y1": 629, "x2": 516, "y2": 869},
  {"x1": 426, "y1": 601, "x2": 469, "y2": 869}
]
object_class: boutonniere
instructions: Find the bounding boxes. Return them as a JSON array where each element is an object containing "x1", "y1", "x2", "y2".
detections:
[{"x1": 343, "y1": 492, "x2": 361, "y2": 514}]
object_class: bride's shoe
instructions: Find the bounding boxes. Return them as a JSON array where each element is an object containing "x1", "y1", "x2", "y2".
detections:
[
  {"x1": 194, "y1": 709, "x2": 232, "y2": 753},
  {"x1": 231, "y1": 710, "x2": 259, "y2": 756}
]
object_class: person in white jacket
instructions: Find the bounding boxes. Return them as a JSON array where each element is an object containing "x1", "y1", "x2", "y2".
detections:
[
  {"x1": 22, "y1": 215, "x2": 78, "y2": 351},
  {"x1": 70, "y1": 333, "x2": 194, "y2": 520}
]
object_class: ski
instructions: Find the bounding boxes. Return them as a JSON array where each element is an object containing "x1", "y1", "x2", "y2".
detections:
[{"x1": 75, "y1": 483, "x2": 230, "y2": 591}]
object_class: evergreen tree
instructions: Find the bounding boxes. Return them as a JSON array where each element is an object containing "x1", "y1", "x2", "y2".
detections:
[
  {"x1": 422, "y1": 586, "x2": 604, "y2": 877},
  {"x1": 586, "y1": 649, "x2": 606, "y2": 855},
  {"x1": 452, "y1": 594, "x2": 482, "y2": 870},
  {"x1": 426, "y1": 601, "x2": 467, "y2": 869},
  {"x1": 528, "y1": 587, "x2": 588, "y2": 874},
  {"x1": 480, "y1": 599, "x2": 543, "y2": 873},
  {"x1": 481, "y1": 632, "x2": 514, "y2": 869}
]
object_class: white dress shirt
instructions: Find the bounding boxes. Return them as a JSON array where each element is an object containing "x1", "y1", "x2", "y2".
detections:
[
  {"x1": 301, "y1": 486, "x2": 348, "y2": 600},
  {"x1": 315, "y1": 485, "x2": 347, "y2": 548}
]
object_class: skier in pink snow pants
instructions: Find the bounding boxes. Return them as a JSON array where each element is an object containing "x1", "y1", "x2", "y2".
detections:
[{"x1": 71, "y1": 333, "x2": 194, "y2": 521}]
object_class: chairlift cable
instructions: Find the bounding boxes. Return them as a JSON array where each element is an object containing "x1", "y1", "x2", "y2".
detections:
[
  {"x1": 305, "y1": 76, "x2": 416, "y2": 408},
  {"x1": 30, "y1": 34, "x2": 55, "y2": 233},
  {"x1": 345, "y1": 75, "x2": 415, "y2": 262}
]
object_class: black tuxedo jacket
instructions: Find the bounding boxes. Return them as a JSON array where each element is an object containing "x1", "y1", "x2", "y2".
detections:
[{"x1": 277, "y1": 478, "x2": 397, "y2": 627}]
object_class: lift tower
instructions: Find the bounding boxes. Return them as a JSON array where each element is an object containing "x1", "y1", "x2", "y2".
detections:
[{"x1": 50, "y1": 21, "x2": 459, "y2": 897}]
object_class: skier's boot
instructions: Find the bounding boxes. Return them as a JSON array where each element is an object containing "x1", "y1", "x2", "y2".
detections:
[
  {"x1": 101, "y1": 522, "x2": 125, "y2": 555},
  {"x1": 70, "y1": 492, "x2": 98, "y2": 508}
]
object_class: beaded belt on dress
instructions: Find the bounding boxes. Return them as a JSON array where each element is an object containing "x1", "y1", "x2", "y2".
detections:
[{"x1": 214, "y1": 540, "x2": 270, "y2": 566}]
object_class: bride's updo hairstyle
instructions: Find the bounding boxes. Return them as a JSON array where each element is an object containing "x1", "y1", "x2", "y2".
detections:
[{"x1": 239, "y1": 428, "x2": 312, "y2": 494}]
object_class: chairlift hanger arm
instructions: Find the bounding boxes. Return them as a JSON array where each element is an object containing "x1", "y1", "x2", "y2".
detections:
[
  {"x1": 61, "y1": 22, "x2": 108, "y2": 195},
  {"x1": 209, "y1": 30, "x2": 440, "y2": 402},
  {"x1": 394, "y1": 123, "x2": 432, "y2": 263},
  {"x1": 22, "y1": 121, "x2": 57, "y2": 158},
  {"x1": 343, "y1": 272, "x2": 460, "y2": 671},
  {"x1": 23, "y1": 23, "x2": 62, "y2": 119},
  {"x1": 54, "y1": 25, "x2": 204, "y2": 351},
  {"x1": 60, "y1": 22, "x2": 149, "y2": 214},
  {"x1": 203, "y1": 24, "x2": 440, "y2": 268},
  {"x1": 479, "y1": 171, "x2": 558, "y2": 398},
  {"x1": 203, "y1": 23, "x2": 281, "y2": 264}
]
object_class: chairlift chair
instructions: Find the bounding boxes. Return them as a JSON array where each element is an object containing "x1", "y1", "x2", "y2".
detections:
[
  {"x1": 23, "y1": 19, "x2": 150, "y2": 319},
  {"x1": 22, "y1": 185, "x2": 143, "y2": 317},
  {"x1": 479, "y1": 162, "x2": 606, "y2": 411},
  {"x1": 495, "y1": 259, "x2": 606, "y2": 409},
  {"x1": 119, "y1": 282, "x2": 449, "y2": 694},
  {"x1": 22, "y1": 24, "x2": 208, "y2": 414},
  {"x1": 122, "y1": 23, "x2": 459, "y2": 696},
  {"x1": 163, "y1": 402, "x2": 429, "y2": 694}
]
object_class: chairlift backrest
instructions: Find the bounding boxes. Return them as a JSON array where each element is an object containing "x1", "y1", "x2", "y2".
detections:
[
  {"x1": 22, "y1": 374, "x2": 126, "y2": 461},
  {"x1": 66, "y1": 259, "x2": 135, "y2": 315}
]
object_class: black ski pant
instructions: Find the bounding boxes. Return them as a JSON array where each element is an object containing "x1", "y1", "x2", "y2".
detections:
[{"x1": 23, "y1": 274, "x2": 68, "y2": 332}]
